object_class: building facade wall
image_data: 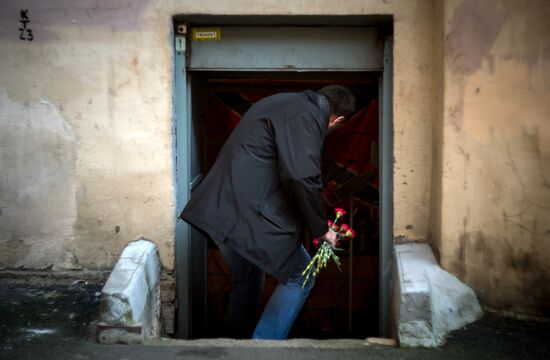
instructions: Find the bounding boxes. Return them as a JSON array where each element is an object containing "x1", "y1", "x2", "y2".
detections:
[
  {"x1": 0, "y1": 0, "x2": 434, "y2": 271},
  {"x1": 435, "y1": 0, "x2": 550, "y2": 317},
  {"x1": 2, "y1": 0, "x2": 548, "y2": 321}
]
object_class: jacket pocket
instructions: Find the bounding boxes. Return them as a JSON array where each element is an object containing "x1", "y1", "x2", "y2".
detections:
[
  {"x1": 259, "y1": 205, "x2": 298, "y2": 232},
  {"x1": 258, "y1": 192, "x2": 299, "y2": 233}
]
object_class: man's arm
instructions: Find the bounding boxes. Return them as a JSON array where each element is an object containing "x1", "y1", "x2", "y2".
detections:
[{"x1": 274, "y1": 112, "x2": 328, "y2": 239}]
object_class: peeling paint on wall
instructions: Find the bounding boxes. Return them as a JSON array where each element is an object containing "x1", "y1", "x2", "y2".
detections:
[
  {"x1": 445, "y1": 0, "x2": 508, "y2": 132},
  {"x1": 0, "y1": 0, "x2": 152, "y2": 42},
  {"x1": 447, "y1": 0, "x2": 508, "y2": 76},
  {"x1": 0, "y1": 88, "x2": 77, "y2": 269}
]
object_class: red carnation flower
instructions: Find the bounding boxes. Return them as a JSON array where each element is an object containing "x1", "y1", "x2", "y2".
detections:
[
  {"x1": 335, "y1": 208, "x2": 346, "y2": 219},
  {"x1": 312, "y1": 238, "x2": 320, "y2": 248},
  {"x1": 339, "y1": 224, "x2": 350, "y2": 233}
]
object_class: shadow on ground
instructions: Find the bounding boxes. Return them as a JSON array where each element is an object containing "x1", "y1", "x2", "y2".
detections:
[{"x1": 0, "y1": 277, "x2": 549, "y2": 360}]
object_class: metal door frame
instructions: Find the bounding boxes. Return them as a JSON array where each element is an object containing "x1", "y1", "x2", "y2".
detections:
[
  {"x1": 379, "y1": 35, "x2": 393, "y2": 337},
  {"x1": 173, "y1": 18, "x2": 394, "y2": 339},
  {"x1": 173, "y1": 25, "x2": 192, "y2": 339}
]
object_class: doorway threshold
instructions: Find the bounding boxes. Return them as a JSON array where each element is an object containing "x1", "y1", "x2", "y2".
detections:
[{"x1": 143, "y1": 337, "x2": 377, "y2": 349}]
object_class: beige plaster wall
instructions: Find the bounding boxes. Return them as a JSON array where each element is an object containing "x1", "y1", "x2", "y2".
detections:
[
  {"x1": 0, "y1": 0, "x2": 434, "y2": 271},
  {"x1": 437, "y1": 0, "x2": 550, "y2": 317}
]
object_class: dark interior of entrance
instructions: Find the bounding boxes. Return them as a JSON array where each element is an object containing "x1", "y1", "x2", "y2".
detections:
[{"x1": 189, "y1": 71, "x2": 380, "y2": 339}]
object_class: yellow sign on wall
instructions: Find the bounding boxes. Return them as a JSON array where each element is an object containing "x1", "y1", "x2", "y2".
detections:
[{"x1": 192, "y1": 27, "x2": 222, "y2": 41}]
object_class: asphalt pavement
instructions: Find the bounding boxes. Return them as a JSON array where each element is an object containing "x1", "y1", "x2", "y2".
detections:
[{"x1": 1, "y1": 275, "x2": 549, "y2": 360}]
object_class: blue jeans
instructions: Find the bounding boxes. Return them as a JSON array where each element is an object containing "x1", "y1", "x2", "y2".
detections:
[{"x1": 217, "y1": 243, "x2": 314, "y2": 340}]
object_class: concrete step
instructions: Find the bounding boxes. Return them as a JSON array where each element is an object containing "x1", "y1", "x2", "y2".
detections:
[
  {"x1": 98, "y1": 239, "x2": 161, "y2": 344},
  {"x1": 393, "y1": 242, "x2": 483, "y2": 347}
]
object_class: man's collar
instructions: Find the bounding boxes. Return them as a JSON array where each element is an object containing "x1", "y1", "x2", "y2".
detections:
[
  {"x1": 303, "y1": 90, "x2": 330, "y2": 121},
  {"x1": 315, "y1": 93, "x2": 330, "y2": 121}
]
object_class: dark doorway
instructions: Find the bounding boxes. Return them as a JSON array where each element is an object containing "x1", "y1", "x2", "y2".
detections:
[{"x1": 187, "y1": 72, "x2": 381, "y2": 339}]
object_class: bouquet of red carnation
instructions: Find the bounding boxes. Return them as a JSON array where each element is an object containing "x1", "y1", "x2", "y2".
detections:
[{"x1": 302, "y1": 208, "x2": 356, "y2": 288}]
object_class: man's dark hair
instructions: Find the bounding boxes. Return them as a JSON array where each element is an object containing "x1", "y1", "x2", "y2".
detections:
[{"x1": 318, "y1": 85, "x2": 356, "y2": 119}]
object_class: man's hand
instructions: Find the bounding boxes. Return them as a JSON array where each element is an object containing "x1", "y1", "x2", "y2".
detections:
[{"x1": 321, "y1": 228, "x2": 338, "y2": 247}]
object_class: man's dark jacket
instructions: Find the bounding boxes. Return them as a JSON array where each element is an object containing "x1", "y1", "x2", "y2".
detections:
[{"x1": 180, "y1": 91, "x2": 329, "y2": 283}]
